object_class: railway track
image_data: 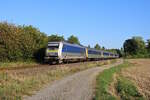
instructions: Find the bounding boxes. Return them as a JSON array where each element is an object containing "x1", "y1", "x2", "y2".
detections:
[{"x1": 0, "y1": 59, "x2": 114, "y2": 71}]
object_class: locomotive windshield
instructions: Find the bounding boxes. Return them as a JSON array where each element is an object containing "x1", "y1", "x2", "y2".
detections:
[
  {"x1": 48, "y1": 46, "x2": 59, "y2": 50},
  {"x1": 47, "y1": 43, "x2": 59, "y2": 50}
]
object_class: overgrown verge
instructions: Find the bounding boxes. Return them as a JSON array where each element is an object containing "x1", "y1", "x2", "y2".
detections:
[
  {"x1": 0, "y1": 61, "x2": 38, "y2": 70},
  {"x1": 0, "y1": 60, "x2": 115, "y2": 100},
  {"x1": 116, "y1": 76, "x2": 144, "y2": 100},
  {"x1": 95, "y1": 61, "x2": 144, "y2": 100}
]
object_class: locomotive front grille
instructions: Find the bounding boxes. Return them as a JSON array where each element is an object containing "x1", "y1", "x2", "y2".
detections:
[{"x1": 47, "y1": 52, "x2": 58, "y2": 57}]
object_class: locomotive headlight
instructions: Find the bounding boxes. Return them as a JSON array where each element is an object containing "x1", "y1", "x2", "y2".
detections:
[{"x1": 46, "y1": 48, "x2": 49, "y2": 56}]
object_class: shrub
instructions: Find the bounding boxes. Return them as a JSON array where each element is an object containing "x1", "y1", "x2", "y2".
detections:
[{"x1": 0, "y1": 22, "x2": 48, "y2": 62}]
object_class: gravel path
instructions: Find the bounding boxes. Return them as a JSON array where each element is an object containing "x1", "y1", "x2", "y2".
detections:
[{"x1": 24, "y1": 59, "x2": 123, "y2": 100}]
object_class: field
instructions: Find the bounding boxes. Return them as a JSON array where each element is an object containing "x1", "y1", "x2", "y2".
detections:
[
  {"x1": 122, "y1": 59, "x2": 150, "y2": 99},
  {"x1": 95, "y1": 59, "x2": 150, "y2": 100},
  {"x1": 0, "y1": 60, "x2": 116, "y2": 99}
]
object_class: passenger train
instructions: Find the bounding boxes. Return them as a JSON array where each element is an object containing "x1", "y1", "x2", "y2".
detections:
[{"x1": 45, "y1": 42, "x2": 119, "y2": 63}]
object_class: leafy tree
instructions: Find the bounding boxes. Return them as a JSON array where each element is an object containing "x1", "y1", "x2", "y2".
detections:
[
  {"x1": 67, "y1": 35, "x2": 80, "y2": 44},
  {"x1": 120, "y1": 47, "x2": 124, "y2": 57},
  {"x1": 0, "y1": 22, "x2": 23, "y2": 61},
  {"x1": 21, "y1": 25, "x2": 48, "y2": 61},
  {"x1": 94, "y1": 43, "x2": 101, "y2": 50},
  {"x1": 0, "y1": 22, "x2": 48, "y2": 62},
  {"x1": 115, "y1": 49, "x2": 123, "y2": 57},
  {"x1": 147, "y1": 39, "x2": 150, "y2": 56},
  {"x1": 48, "y1": 34, "x2": 65, "y2": 42},
  {"x1": 123, "y1": 39, "x2": 136, "y2": 56},
  {"x1": 123, "y1": 36, "x2": 146, "y2": 57},
  {"x1": 107, "y1": 49, "x2": 117, "y2": 54},
  {"x1": 102, "y1": 46, "x2": 105, "y2": 50},
  {"x1": 21, "y1": 25, "x2": 48, "y2": 58},
  {"x1": 88, "y1": 45, "x2": 91, "y2": 48}
]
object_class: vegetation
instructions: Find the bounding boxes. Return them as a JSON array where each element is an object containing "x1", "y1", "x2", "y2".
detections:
[
  {"x1": 95, "y1": 61, "x2": 144, "y2": 100},
  {"x1": 67, "y1": 35, "x2": 80, "y2": 44},
  {"x1": 0, "y1": 22, "x2": 122, "y2": 63},
  {"x1": 94, "y1": 43, "x2": 101, "y2": 50},
  {"x1": 123, "y1": 36, "x2": 148, "y2": 58},
  {"x1": 1, "y1": 21, "x2": 150, "y2": 63},
  {"x1": 48, "y1": 34, "x2": 65, "y2": 42},
  {"x1": 0, "y1": 60, "x2": 113, "y2": 99},
  {"x1": 0, "y1": 22, "x2": 48, "y2": 62},
  {"x1": 0, "y1": 61, "x2": 38, "y2": 69},
  {"x1": 102, "y1": 46, "x2": 105, "y2": 50},
  {"x1": 147, "y1": 39, "x2": 150, "y2": 56},
  {"x1": 88, "y1": 44, "x2": 91, "y2": 48},
  {"x1": 95, "y1": 62, "x2": 127, "y2": 100},
  {"x1": 0, "y1": 22, "x2": 81, "y2": 63},
  {"x1": 116, "y1": 76, "x2": 144, "y2": 100},
  {"x1": 2, "y1": 22, "x2": 150, "y2": 63}
]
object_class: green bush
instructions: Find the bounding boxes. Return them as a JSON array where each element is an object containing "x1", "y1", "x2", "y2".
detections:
[{"x1": 0, "y1": 22, "x2": 48, "y2": 62}]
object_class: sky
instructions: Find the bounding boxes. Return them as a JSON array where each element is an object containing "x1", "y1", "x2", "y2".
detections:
[{"x1": 0, "y1": 0, "x2": 150, "y2": 49}]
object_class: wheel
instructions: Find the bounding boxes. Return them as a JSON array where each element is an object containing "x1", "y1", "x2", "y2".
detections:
[{"x1": 56, "y1": 60, "x2": 62, "y2": 64}]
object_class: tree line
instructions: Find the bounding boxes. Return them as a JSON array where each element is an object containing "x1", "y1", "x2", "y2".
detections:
[
  {"x1": 0, "y1": 22, "x2": 149, "y2": 62},
  {"x1": 123, "y1": 36, "x2": 150, "y2": 58},
  {"x1": 0, "y1": 22, "x2": 48, "y2": 62}
]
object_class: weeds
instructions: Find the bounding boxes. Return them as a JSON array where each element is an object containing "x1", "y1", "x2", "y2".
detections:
[
  {"x1": 95, "y1": 61, "x2": 145, "y2": 100},
  {"x1": 95, "y1": 62, "x2": 128, "y2": 100},
  {"x1": 116, "y1": 76, "x2": 144, "y2": 100},
  {"x1": 0, "y1": 61, "x2": 37, "y2": 69}
]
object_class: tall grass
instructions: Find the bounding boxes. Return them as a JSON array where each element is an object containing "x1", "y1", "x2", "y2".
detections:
[
  {"x1": 116, "y1": 76, "x2": 144, "y2": 100},
  {"x1": 0, "y1": 61, "x2": 38, "y2": 69},
  {"x1": 95, "y1": 62, "x2": 129, "y2": 100}
]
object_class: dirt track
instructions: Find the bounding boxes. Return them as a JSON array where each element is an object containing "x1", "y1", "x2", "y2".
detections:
[{"x1": 24, "y1": 59, "x2": 122, "y2": 100}]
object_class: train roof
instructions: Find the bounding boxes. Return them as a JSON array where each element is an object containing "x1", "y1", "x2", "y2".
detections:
[
  {"x1": 48, "y1": 41, "x2": 118, "y2": 55},
  {"x1": 48, "y1": 41, "x2": 85, "y2": 48}
]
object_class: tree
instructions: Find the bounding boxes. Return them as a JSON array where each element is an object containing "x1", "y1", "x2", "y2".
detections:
[
  {"x1": 0, "y1": 22, "x2": 48, "y2": 61},
  {"x1": 21, "y1": 25, "x2": 48, "y2": 59},
  {"x1": 147, "y1": 39, "x2": 150, "y2": 55},
  {"x1": 94, "y1": 43, "x2": 101, "y2": 50},
  {"x1": 120, "y1": 47, "x2": 124, "y2": 57},
  {"x1": 107, "y1": 49, "x2": 117, "y2": 54},
  {"x1": 67, "y1": 35, "x2": 80, "y2": 44},
  {"x1": 48, "y1": 34, "x2": 65, "y2": 42},
  {"x1": 21, "y1": 25, "x2": 48, "y2": 62},
  {"x1": 88, "y1": 45, "x2": 91, "y2": 48},
  {"x1": 102, "y1": 46, "x2": 105, "y2": 50},
  {"x1": 123, "y1": 36, "x2": 146, "y2": 57},
  {"x1": 115, "y1": 49, "x2": 123, "y2": 57},
  {"x1": 147, "y1": 39, "x2": 150, "y2": 50}
]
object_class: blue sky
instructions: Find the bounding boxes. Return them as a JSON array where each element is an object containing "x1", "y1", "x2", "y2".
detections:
[{"x1": 0, "y1": 0, "x2": 150, "y2": 49}]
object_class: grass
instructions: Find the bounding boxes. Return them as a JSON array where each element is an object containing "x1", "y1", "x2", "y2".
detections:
[
  {"x1": 95, "y1": 61, "x2": 144, "y2": 100},
  {"x1": 116, "y1": 76, "x2": 144, "y2": 100},
  {"x1": 95, "y1": 62, "x2": 129, "y2": 100},
  {"x1": 0, "y1": 61, "x2": 38, "y2": 69},
  {"x1": 0, "y1": 60, "x2": 116, "y2": 100}
]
